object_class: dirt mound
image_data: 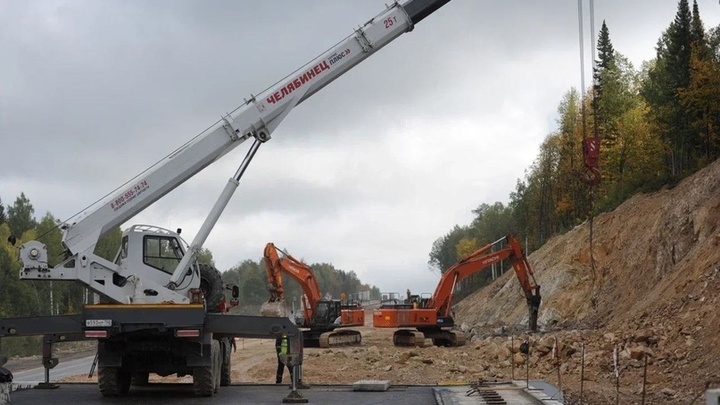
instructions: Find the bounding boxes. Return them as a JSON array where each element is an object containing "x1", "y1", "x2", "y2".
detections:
[{"x1": 454, "y1": 159, "x2": 720, "y2": 404}]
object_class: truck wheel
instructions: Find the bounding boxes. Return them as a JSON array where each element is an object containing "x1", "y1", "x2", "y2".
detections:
[
  {"x1": 193, "y1": 340, "x2": 220, "y2": 397},
  {"x1": 131, "y1": 372, "x2": 149, "y2": 386},
  {"x1": 220, "y1": 339, "x2": 232, "y2": 386},
  {"x1": 198, "y1": 263, "x2": 223, "y2": 311},
  {"x1": 98, "y1": 367, "x2": 131, "y2": 396}
]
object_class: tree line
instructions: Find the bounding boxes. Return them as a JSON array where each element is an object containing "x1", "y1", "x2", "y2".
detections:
[
  {"x1": 429, "y1": 0, "x2": 720, "y2": 301},
  {"x1": 221, "y1": 258, "x2": 380, "y2": 315}
]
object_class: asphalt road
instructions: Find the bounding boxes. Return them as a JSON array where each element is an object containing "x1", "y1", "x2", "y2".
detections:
[
  {"x1": 9, "y1": 384, "x2": 442, "y2": 405},
  {"x1": 10, "y1": 356, "x2": 95, "y2": 383}
]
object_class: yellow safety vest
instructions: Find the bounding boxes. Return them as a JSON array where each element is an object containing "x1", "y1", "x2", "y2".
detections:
[{"x1": 280, "y1": 335, "x2": 288, "y2": 355}]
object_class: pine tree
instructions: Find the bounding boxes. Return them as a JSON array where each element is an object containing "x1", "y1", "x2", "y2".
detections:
[
  {"x1": 666, "y1": 0, "x2": 693, "y2": 91},
  {"x1": 682, "y1": 0, "x2": 718, "y2": 161},
  {"x1": 641, "y1": 0, "x2": 694, "y2": 177},
  {"x1": 7, "y1": 193, "x2": 37, "y2": 238},
  {"x1": 690, "y1": 0, "x2": 709, "y2": 56},
  {"x1": 593, "y1": 21, "x2": 617, "y2": 141},
  {"x1": 595, "y1": 21, "x2": 615, "y2": 72}
]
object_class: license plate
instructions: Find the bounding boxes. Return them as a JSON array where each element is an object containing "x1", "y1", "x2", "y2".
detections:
[{"x1": 86, "y1": 319, "x2": 112, "y2": 327}]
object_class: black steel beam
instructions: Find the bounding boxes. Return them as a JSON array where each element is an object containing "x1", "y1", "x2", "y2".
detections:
[
  {"x1": 204, "y1": 314, "x2": 300, "y2": 339},
  {"x1": 0, "y1": 314, "x2": 84, "y2": 337},
  {"x1": 401, "y1": 0, "x2": 451, "y2": 25}
]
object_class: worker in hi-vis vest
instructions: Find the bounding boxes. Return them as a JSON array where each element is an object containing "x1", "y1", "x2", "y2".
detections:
[{"x1": 275, "y1": 335, "x2": 293, "y2": 384}]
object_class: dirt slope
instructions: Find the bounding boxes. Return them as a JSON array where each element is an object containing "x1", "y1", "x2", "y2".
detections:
[{"x1": 454, "y1": 159, "x2": 720, "y2": 403}]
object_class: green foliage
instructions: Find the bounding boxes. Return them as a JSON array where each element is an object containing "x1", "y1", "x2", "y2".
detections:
[
  {"x1": 36, "y1": 213, "x2": 63, "y2": 266},
  {"x1": 196, "y1": 247, "x2": 215, "y2": 267},
  {"x1": 221, "y1": 256, "x2": 378, "y2": 314},
  {"x1": 428, "y1": 225, "x2": 472, "y2": 273},
  {"x1": 678, "y1": 49, "x2": 720, "y2": 165},
  {"x1": 470, "y1": 202, "x2": 517, "y2": 243},
  {"x1": 594, "y1": 20, "x2": 616, "y2": 138},
  {"x1": 7, "y1": 193, "x2": 37, "y2": 238},
  {"x1": 95, "y1": 227, "x2": 122, "y2": 261},
  {"x1": 642, "y1": 0, "x2": 697, "y2": 176}
]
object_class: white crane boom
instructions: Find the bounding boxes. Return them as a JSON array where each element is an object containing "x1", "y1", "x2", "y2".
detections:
[{"x1": 17, "y1": 0, "x2": 451, "y2": 304}]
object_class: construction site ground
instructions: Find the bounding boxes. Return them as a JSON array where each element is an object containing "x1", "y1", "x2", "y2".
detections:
[
  {"x1": 7, "y1": 160, "x2": 720, "y2": 405},
  {"x1": 9, "y1": 310, "x2": 563, "y2": 405}
]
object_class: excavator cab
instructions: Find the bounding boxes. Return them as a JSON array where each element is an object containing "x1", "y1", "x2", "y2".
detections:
[
  {"x1": 380, "y1": 292, "x2": 412, "y2": 309},
  {"x1": 311, "y1": 300, "x2": 342, "y2": 328}
]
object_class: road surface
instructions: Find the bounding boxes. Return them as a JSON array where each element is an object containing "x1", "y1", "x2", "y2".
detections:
[
  {"x1": 10, "y1": 355, "x2": 95, "y2": 384},
  {"x1": 7, "y1": 382, "x2": 563, "y2": 405}
]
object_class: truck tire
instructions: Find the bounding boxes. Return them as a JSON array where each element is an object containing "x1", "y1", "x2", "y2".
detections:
[
  {"x1": 198, "y1": 263, "x2": 223, "y2": 311},
  {"x1": 220, "y1": 338, "x2": 232, "y2": 386},
  {"x1": 98, "y1": 367, "x2": 131, "y2": 396},
  {"x1": 193, "y1": 340, "x2": 220, "y2": 397}
]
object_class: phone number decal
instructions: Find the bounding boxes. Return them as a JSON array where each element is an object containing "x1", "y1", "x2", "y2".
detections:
[{"x1": 110, "y1": 180, "x2": 149, "y2": 211}]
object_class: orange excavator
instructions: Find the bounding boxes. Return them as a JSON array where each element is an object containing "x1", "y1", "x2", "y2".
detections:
[
  {"x1": 373, "y1": 234, "x2": 541, "y2": 347},
  {"x1": 261, "y1": 243, "x2": 365, "y2": 348}
]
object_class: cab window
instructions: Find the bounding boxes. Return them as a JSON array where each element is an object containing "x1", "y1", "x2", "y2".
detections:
[
  {"x1": 144, "y1": 235, "x2": 183, "y2": 274},
  {"x1": 114, "y1": 236, "x2": 129, "y2": 265}
]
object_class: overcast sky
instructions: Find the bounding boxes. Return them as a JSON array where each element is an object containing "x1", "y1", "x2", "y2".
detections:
[{"x1": 2, "y1": 1, "x2": 719, "y2": 295}]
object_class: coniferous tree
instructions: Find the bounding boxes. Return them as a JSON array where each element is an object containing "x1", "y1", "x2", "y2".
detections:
[
  {"x1": 679, "y1": 0, "x2": 720, "y2": 163},
  {"x1": 594, "y1": 21, "x2": 615, "y2": 125},
  {"x1": 642, "y1": 0, "x2": 694, "y2": 176},
  {"x1": 7, "y1": 193, "x2": 37, "y2": 238},
  {"x1": 690, "y1": 0, "x2": 709, "y2": 57}
]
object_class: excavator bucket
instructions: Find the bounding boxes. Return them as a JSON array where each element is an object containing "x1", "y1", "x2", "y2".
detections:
[{"x1": 261, "y1": 299, "x2": 289, "y2": 318}]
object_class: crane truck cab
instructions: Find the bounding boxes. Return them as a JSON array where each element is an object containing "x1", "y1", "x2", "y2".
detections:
[{"x1": 112, "y1": 225, "x2": 224, "y2": 309}]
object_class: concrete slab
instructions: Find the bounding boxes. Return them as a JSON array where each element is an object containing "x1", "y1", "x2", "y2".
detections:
[{"x1": 352, "y1": 379, "x2": 392, "y2": 391}]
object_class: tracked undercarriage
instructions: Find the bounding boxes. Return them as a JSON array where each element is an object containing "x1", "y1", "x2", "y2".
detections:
[
  {"x1": 392, "y1": 328, "x2": 467, "y2": 347},
  {"x1": 302, "y1": 328, "x2": 362, "y2": 348}
]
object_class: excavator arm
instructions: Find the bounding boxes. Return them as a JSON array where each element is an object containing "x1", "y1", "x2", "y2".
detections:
[
  {"x1": 262, "y1": 243, "x2": 365, "y2": 348},
  {"x1": 428, "y1": 234, "x2": 540, "y2": 329},
  {"x1": 263, "y1": 243, "x2": 322, "y2": 322}
]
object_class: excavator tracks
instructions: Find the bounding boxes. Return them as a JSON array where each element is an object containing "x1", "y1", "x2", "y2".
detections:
[
  {"x1": 393, "y1": 329, "x2": 467, "y2": 347},
  {"x1": 438, "y1": 330, "x2": 466, "y2": 347},
  {"x1": 392, "y1": 330, "x2": 427, "y2": 347},
  {"x1": 318, "y1": 329, "x2": 362, "y2": 348}
]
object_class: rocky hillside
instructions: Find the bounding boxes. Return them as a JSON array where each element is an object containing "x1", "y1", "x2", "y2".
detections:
[{"x1": 454, "y1": 159, "x2": 720, "y2": 403}]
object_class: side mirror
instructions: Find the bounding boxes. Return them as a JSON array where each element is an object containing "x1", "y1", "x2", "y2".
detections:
[{"x1": 232, "y1": 285, "x2": 239, "y2": 298}]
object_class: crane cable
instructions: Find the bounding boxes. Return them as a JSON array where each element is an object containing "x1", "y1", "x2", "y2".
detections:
[{"x1": 578, "y1": 0, "x2": 598, "y2": 294}]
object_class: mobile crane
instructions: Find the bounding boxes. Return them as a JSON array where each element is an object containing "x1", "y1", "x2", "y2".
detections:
[
  {"x1": 373, "y1": 234, "x2": 541, "y2": 347},
  {"x1": 261, "y1": 243, "x2": 365, "y2": 348},
  {"x1": 0, "y1": 0, "x2": 452, "y2": 399}
]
